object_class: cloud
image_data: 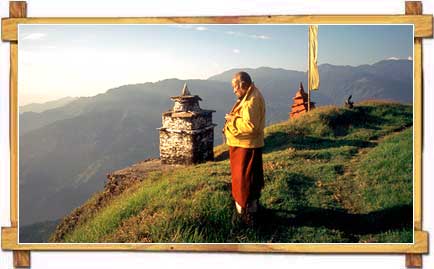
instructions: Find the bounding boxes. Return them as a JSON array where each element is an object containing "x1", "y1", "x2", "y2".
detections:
[
  {"x1": 173, "y1": 25, "x2": 194, "y2": 29},
  {"x1": 251, "y1": 34, "x2": 271, "y2": 40},
  {"x1": 225, "y1": 30, "x2": 271, "y2": 40},
  {"x1": 386, "y1": 56, "x2": 413, "y2": 61},
  {"x1": 177, "y1": 27, "x2": 269, "y2": 40},
  {"x1": 22, "y1": 33, "x2": 46, "y2": 40},
  {"x1": 232, "y1": 49, "x2": 240, "y2": 54},
  {"x1": 173, "y1": 25, "x2": 206, "y2": 31}
]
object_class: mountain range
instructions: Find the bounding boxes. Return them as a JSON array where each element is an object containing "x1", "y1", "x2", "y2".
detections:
[
  {"x1": 20, "y1": 96, "x2": 78, "y2": 114},
  {"x1": 19, "y1": 59, "x2": 412, "y2": 231}
]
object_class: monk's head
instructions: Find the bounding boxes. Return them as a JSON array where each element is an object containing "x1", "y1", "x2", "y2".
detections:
[{"x1": 231, "y1": 71, "x2": 252, "y2": 98}]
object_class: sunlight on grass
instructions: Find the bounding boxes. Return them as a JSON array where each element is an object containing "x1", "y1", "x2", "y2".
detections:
[{"x1": 56, "y1": 102, "x2": 413, "y2": 243}]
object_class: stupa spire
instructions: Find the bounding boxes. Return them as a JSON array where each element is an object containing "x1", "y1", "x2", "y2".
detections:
[
  {"x1": 181, "y1": 82, "x2": 191, "y2": 96},
  {"x1": 299, "y1": 81, "x2": 304, "y2": 93}
]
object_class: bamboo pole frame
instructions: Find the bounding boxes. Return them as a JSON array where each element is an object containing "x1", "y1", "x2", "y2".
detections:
[
  {"x1": 1, "y1": 15, "x2": 433, "y2": 42},
  {"x1": 1, "y1": 1, "x2": 432, "y2": 268},
  {"x1": 406, "y1": 1, "x2": 424, "y2": 267}
]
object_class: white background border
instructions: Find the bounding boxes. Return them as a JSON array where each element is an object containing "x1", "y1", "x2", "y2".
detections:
[{"x1": 1, "y1": 0, "x2": 433, "y2": 268}]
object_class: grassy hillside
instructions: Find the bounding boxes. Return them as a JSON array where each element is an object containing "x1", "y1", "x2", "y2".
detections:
[{"x1": 50, "y1": 101, "x2": 413, "y2": 243}]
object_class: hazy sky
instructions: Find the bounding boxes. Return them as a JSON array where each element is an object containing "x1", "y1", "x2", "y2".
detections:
[{"x1": 18, "y1": 24, "x2": 413, "y2": 105}]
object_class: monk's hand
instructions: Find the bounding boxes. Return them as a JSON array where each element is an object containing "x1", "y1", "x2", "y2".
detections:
[{"x1": 225, "y1": 114, "x2": 234, "y2": 122}]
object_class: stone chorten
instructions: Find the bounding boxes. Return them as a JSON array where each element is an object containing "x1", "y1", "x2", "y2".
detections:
[
  {"x1": 159, "y1": 83, "x2": 216, "y2": 165},
  {"x1": 289, "y1": 82, "x2": 315, "y2": 119}
]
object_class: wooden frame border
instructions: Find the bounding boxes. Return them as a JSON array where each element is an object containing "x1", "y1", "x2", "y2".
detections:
[
  {"x1": 1, "y1": 15, "x2": 433, "y2": 41},
  {"x1": 1, "y1": 1, "x2": 432, "y2": 267},
  {"x1": 1, "y1": 227, "x2": 430, "y2": 253}
]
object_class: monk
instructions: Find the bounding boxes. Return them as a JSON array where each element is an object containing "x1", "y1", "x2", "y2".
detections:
[{"x1": 223, "y1": 71, "x2": 266, "y2": 226}]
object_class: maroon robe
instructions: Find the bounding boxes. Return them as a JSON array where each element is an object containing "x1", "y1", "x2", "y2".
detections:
[{"x1": 229, "y1": 146, "x2": 264, "y2": 208}]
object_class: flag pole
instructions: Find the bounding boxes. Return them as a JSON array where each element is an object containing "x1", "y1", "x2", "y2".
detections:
[{"x1": 307, "y1": 26, "x2": 311, "y2": 112}]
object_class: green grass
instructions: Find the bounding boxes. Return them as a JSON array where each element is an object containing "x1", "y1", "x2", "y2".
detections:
[
  {"x1": 54, "y1": 101, "x2": 413, "y2": 243},
  {"x1": 357, "y1": 127, "x2": 413, "y2": 211}
]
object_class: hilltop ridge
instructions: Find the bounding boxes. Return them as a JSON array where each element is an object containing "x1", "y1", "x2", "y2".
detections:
[{"x1": 50, "y1": 101, "x2": 413, "y2": 243}]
